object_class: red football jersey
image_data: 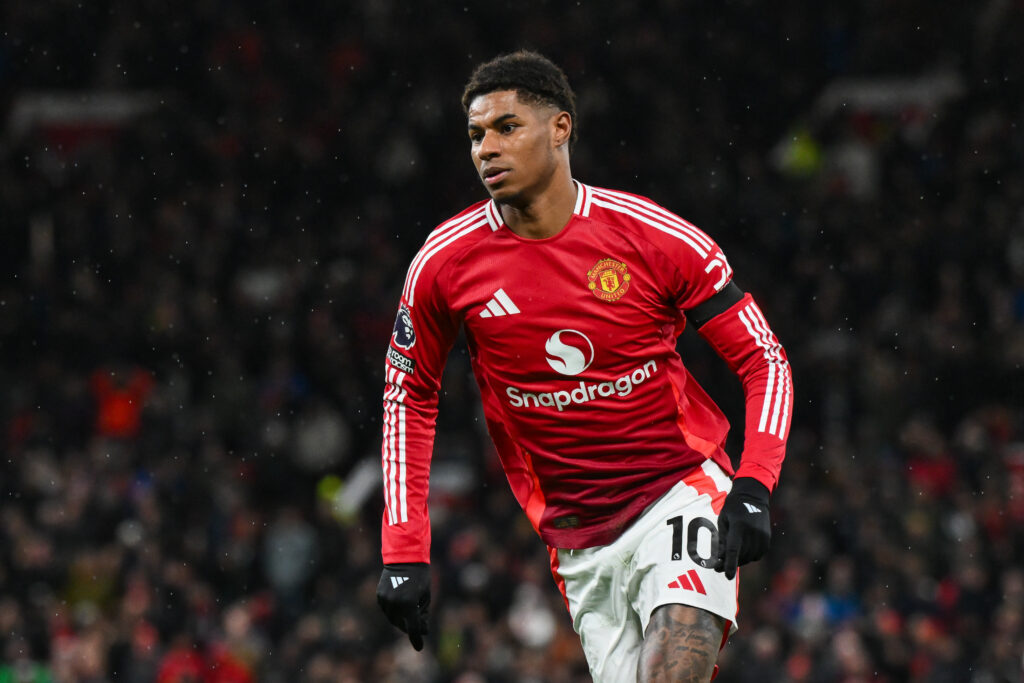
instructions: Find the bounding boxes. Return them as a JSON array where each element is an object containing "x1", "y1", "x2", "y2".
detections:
[{"x1": 382, "y1": 183, "x2": 792, "y2": 562}]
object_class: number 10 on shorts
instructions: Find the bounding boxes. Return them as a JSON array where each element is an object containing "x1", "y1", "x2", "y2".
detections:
[{"x1": 667, "y1": 515, "x2": 718, "y2": 568}]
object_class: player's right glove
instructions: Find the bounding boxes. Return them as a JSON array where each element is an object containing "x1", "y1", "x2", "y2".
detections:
[
  {"x1": 376, "y1": 563, "x2": 430, "y2": 651},
  {"x1": 715, "y1": 477, "x2": 771, "y2": 580}
]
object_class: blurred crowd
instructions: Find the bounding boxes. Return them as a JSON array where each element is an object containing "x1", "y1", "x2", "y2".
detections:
[{"x1": 1, "y1": 1, "x2": 1022, "y2": 681}]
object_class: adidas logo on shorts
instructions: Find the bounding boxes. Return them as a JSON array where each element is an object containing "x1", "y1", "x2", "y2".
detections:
[{"x1": 667, "y1": 569, "x2": 707, "y2": 595}]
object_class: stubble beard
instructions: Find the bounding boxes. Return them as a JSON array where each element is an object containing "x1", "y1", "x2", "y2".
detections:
[{"x1": 489, "y1": 150, "x2": 559, "y2": 211}]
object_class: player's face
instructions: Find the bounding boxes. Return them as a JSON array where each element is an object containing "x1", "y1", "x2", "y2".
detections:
[{"x1": 467, "y1": 90, "x2": 564, "y2": 206}]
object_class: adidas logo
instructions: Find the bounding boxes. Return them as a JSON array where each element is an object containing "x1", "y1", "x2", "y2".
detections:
[
  {"x1": 479, "y1": 288, "x2": 520, "y2": 318},
  {"x1": 390, "y1": 576, "x2": 409, "y2": 589},
  {"x1": 743, "y1": 502, "x2": 762, "y2": 514},
  {"x1": 667, "y1": 569, "x2": 706, "y2": 595}
]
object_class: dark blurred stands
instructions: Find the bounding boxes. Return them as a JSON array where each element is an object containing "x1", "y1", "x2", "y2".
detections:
[{"x1": 0, "y1": 2, "x2": 1021, "y2": 681}]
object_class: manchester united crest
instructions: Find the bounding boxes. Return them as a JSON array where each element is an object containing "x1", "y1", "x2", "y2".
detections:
[{"x1": 587, "y1": 258, "x2": 632, "y2": 302}]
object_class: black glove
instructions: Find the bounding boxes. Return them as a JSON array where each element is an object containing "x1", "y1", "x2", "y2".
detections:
[
  {"x1": 377, "y1": 563, "x2": 430, "y2": 651},
  {"x1": 715, "y1": 478, "x2": 771, "y2": 580}
]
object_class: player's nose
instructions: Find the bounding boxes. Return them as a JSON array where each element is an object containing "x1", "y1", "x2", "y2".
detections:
[{"x1": 477, "y1": 130, "x2": 500, "y2": 160}]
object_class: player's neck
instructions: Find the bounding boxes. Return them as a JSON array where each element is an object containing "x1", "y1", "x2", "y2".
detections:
[{"x1": 499, "y1": 173, "x2": 577, "y2": 240}]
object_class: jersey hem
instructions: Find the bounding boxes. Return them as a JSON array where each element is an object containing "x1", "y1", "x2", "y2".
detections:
[{"x1": 539, "y1": 459, "x2": 734, "y2": 549}]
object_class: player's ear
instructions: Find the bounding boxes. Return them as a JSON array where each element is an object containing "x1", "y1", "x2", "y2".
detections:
[{"x1": 552, "y1": 111, "x2": 572, "y2": 149}]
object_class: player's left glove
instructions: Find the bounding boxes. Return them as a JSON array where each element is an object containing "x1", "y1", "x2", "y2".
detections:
[{"x1": 715, "y1": 477, "x2": 771, "y2": 580}]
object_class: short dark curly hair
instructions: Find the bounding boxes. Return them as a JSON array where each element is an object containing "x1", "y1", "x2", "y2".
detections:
[{"x1": 461, "y1": 50, "x2": 578, "y2": 148}]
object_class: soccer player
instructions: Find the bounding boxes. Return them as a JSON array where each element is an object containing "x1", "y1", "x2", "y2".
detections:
[{"x1": 376, "y1": 51, "x2": 793, "y2": 682}]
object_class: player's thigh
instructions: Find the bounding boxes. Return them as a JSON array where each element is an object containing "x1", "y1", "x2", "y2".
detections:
[
  {"x1": 638, "y1": 604, "x2": 724, "y2": 683},
  {"x1": 576, "y1": 609, "x2": 646, "y2": 683},
  {"x1": 554, "y1": 545, "x2": 646, "y2": 682}
]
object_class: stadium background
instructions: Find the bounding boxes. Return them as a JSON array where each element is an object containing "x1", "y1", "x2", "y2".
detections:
[{"x1": 2, "y1": 1, "x2": 1022, "y2": 681}]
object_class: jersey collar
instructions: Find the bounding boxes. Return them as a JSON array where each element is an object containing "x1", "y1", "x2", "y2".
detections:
[{"x1": 485, "y1": 180, "x2": 592, "y2": 231}]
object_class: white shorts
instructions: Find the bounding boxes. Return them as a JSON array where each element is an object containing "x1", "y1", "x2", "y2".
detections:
[{"x1": 548, "y1": 461, "x2": 739, "y2": 682}]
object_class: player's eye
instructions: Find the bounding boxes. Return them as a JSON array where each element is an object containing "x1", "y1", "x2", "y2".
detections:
[
  {"x1": 469, "y1": 131, "x2": 483, "y2": 143},
  {"x1": 501, "y1": 123, "x2": 517, "y2": 134}
]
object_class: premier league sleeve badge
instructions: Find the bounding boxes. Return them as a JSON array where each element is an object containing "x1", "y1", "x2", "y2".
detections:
[{"x1": 392, "y1": 304, "x2": 416, "y2": 350}]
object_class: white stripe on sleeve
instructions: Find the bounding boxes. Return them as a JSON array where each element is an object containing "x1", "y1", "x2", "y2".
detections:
[
  {"x1": 738, "y1": 305, "x2": 779, "y2": 436},
  {"x1": 398, "y1": 399, "x2": 408, "y2": 523},
  {"x1": 382, "y1": 368, "x2": 397, "y2": 524},
  {"x1": 403, "y1": 209, "x2": 487, "y2": 305},
  {"x1": 592, "y1": 188, "x2": 714, "y2": 253},
  {"x1": 382, "y1": 367, "x2": 408, "y2": 525},
  {"x1": 402, "y1": 207, "x2": 484, "y2": 302},
  {"x1": 746, "y1": 302, "x2": 790, "y2": 437},
  {"x1": 590, "y1": 194, "x2": 709, "y2": 258}
]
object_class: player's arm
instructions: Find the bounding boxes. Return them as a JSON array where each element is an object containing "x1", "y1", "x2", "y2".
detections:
[
  {"x1": 377, "y1": 263, "x2": 459, "y2": 650},
  {"x1": 655, "y1": 213, "x2": 792, "y2": 497},
  {"x1": 621, "y1": 194, "x2": 792, "y2": 577},
  {"x1": 688, "y1": 282, "x2": 793, "y2": 579}
]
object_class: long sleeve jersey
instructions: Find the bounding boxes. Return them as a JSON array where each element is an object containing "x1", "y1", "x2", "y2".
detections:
[{"x1": 381, "y1": 182, "x2": 792, "y2": 563}]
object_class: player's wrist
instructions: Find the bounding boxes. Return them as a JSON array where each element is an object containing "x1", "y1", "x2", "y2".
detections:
[
  {"x1": 381, "y1": 563, "x2": 430, "y2": 590},
  {"x1": 729, "y1": 477, "x2": 770, "y2": 504},
  {"x1": 383, "y1": 562, "x2": 430, "y2": 572}
]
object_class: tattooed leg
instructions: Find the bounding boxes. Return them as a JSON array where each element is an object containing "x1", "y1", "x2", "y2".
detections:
[{"x1": 637, "y1": 605, "x2": 725, "y2": 683}]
